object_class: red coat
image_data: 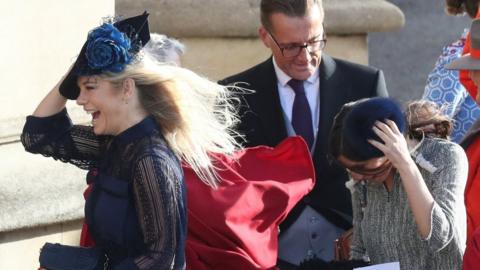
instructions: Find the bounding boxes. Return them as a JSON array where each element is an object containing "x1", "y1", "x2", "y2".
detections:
[
  {"x1": 457, "y1": 13, "x2": 480, "y2": 266},
  {"x1": 461, "y1": 124, "x2": 480, "y2": 244},
  {"x1": 463, "y1": 227, "x2": 480, "y2": 270},
  {"x1": 184, "y1": 137, "x2": 315, "y2": 270},
  {"x1": 459, "y1": 20, "x2": 480, "y2": 244}
]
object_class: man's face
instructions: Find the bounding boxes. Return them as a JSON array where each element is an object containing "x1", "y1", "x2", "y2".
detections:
[{"x1": 259, "y1": 5, "x2": 324, "y2": 80}]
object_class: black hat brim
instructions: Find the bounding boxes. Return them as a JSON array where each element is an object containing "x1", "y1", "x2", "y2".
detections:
[
  {"x1": 58, "y1": 12, "x2": 150, "y2": 100},
  {"x1": 59, "y1": 43, "x2": 89, "y2": 100}
]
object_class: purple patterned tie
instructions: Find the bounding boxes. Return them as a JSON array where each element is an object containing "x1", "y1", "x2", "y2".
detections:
[{"x1": 288, "y1": 79, "x2": 314, "y2": 148}]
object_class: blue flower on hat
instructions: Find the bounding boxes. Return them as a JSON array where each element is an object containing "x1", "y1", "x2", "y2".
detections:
[{"x1": 85, "y1": 23, "x2": 132, "y2": 73}]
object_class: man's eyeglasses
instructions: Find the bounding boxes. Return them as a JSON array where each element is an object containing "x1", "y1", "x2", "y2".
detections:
[{"x1": 268, "y1": 32, "x2": 327, "y2": 58}]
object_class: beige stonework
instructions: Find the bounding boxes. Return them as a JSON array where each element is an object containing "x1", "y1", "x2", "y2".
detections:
[
  {"x1": 0, "y1": 1, "x2": 114, "y2": 134},
  {"x1": 0, "y1": 220, "x2": 82, "y2": 270},
  {"x1": 180, "y1": 35, "x2": 368, "y2": 82},
  {"x1": 325, "y1": 0, "x2": 405, "y2": 34}
]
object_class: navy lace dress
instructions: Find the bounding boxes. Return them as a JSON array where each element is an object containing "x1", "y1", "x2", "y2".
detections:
[{"x1": 21, "y1": 109, "x2": 187, "y2": 270}]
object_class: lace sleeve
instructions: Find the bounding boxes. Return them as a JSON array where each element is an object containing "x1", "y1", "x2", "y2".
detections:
[
  {"x1": 21, "y1": 109, "x2": 108, "y2": 169},
  {"x1": 130, "y1": 153, "x2": 186, "y2": 269}
]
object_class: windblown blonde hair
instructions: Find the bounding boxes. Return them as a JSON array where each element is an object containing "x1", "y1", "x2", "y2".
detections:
[{"x1": 102, "y1": 55, "x2": 242, "y2": 188}]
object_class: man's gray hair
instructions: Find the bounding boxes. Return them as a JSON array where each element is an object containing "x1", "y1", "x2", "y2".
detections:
[{"x1": 144, "y1": 33, "x2": 185, "y2": 64}]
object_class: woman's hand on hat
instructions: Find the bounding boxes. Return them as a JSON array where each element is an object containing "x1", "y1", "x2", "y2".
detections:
[{"x1": 368, "y1": 119, "x2": 412, "y2": 169}]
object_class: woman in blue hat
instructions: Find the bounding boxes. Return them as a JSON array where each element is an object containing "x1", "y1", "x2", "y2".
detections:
[
  {"x1": 327, "y1": 97, "x2": 467, "y2": 270},
  {"x1": 21, "y1": 12, "x2": 242, "y2": 270}
]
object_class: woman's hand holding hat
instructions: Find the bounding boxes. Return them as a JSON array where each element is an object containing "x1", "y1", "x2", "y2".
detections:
[{"x1": 368, "y1": 119, "x2": 413, "y2": 170}]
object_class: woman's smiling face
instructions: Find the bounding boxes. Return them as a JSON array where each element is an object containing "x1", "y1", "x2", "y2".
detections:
[{"x1": 76, "y1": 76, "x2": 128, "y2": 135}]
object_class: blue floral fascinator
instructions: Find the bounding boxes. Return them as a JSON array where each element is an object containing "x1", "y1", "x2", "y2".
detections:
[{"x1": 59, "y1": 12, "x2": 150, "y2": 100}]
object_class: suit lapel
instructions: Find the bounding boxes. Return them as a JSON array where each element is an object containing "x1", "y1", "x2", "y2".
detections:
[
  {"x1": 314, "y1": 55, "x2": 348, "y2": 158},
  {"x1": 252, "y1": 58, "x2": 288, "y2": 146}
]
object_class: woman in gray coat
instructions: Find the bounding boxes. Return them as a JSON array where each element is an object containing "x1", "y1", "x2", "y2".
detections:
[{"x1": 328, "y1": 98, "x2": 467, "y2": 270}]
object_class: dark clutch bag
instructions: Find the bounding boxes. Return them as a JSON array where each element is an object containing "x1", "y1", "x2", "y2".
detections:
[{"x1": 39, "y1": 243, "x2": 105, "y2": 270}]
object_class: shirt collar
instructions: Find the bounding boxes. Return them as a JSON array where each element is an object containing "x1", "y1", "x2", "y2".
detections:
[
  {"x1": 115, "y1": 115, "x2": 158, "y2": 144},
  {"x1": 272, "y1": 56, "x2": 319, "y2": 87}
]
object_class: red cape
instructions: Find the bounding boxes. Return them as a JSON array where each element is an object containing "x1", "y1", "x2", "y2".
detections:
[
  {"x1": 184, "y1": 137, "x2": 315, "y2": 270},
  {"x1": 463, "y1": 227, "x2": 480, "y2": 270}
]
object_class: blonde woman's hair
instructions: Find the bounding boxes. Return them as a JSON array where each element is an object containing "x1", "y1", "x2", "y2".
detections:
[{"x1": 102, "y1": 55, "x2": 242, "y2": 187}]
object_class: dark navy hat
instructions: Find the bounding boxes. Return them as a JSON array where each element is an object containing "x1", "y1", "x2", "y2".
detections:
[
  {"x1": 342, "y1": 97, "x2": 406, "y2": 161},
  {"x1": 59, "y1": 12, "x2": 151, "y2": 100}
]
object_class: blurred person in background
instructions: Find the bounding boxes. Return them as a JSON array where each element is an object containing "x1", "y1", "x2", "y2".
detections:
[
  {"x1": 423, "y1": 0, "x2": 480, "y2": 143},
  {"x1": 446, "y1": 18, "x2": 480, "y2": 270},
  {"x1": 144, "y1": 33, "x2": 185, "y2": 66}
]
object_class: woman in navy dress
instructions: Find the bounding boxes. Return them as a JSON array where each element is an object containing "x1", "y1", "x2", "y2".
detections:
[{"x1": 22, "y1": 12, "x2": 240, "y2": 270}]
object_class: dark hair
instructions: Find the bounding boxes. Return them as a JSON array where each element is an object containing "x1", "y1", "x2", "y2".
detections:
[
  {"x1": 445, "y1": 0, "x2": 480, "y2": 18},
  {"x1": 260, "y1": 0, "x2": 322, "y2": 32},
  {"x1": 405, "y1": 100, "x2": 453, "y2": 140},
  {"x1": 328, "y1": 99, "x2": 362, "y2": 162}
]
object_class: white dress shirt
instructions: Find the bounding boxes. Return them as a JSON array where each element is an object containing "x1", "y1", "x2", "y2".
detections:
[{"x1": 272, "y1": 57, "x2": 320, "y2": 152}]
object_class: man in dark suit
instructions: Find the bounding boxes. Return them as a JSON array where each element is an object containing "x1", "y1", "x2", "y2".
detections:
[{"x1": 220, "y1": 0, "x2": 388, "y2": 268}]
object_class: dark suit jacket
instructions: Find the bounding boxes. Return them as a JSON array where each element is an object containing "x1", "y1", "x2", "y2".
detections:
[{"x1": 220, "y1": 54, "x2": 388, "y2": 231}]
